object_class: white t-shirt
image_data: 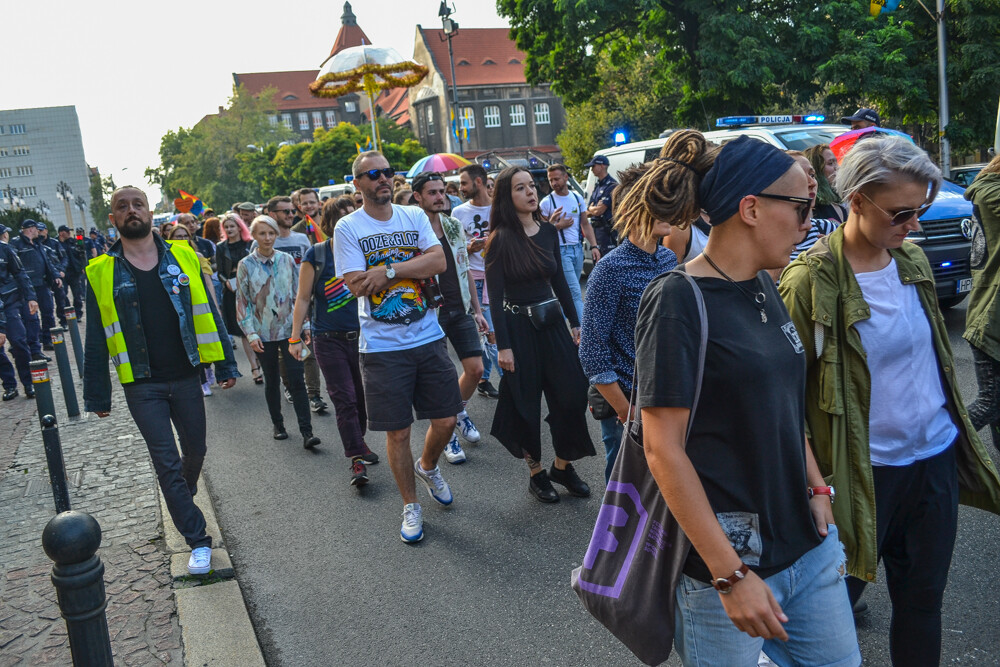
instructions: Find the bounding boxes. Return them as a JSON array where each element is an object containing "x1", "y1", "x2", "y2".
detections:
[
  {"x1": 250, "y1": 231, "x2": 311, "y2": 264},
  {"x1": 854, "y1": 258, "x2": 957, "y2": 466},
  {"x1": 452, "y1": 202, "x2": 491, "y2": 272},
  {"x1": 333, "y1": 205, "x2": 444, "y2": 353},
  {"x1": 539, "y1": 190, "x2": 586, "y2": 245}
]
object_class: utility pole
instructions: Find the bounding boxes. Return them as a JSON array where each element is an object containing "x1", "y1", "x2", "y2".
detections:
[
  {"x1": 936, "y1": 0, "x2": 950, "y2": 178},
  {"x1": 56, "y1": 181, "x2": 74, "y2": 229},
  {"x1": 439, "y1": 1, "x2": 463, "y2": 156}
]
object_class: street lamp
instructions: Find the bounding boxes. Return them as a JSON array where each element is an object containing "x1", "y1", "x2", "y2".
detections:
[
  {"x1": 438, "y1": 1, "x2": 464, "y2": 156},
  {"x1": 38, "y1": 199, "x2": 51, "y2": 218},
  {"x1": 2, "y1": 185, "x2": 22, "y2": 210},
  {"x1": 56, "y1": 181, "x2": 75, "y2": 228},
  {"x1": 75, "y1": 196, "x2": 88, "y2": 228}
]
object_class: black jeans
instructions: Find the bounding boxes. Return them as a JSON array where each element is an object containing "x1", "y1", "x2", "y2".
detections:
[
  {"x1": 846, "y1": 444, "x2": 959, "y2": 666},
  {"x1": 967, "y1": 344, "x2": 1000, "y2": 436},
  {"x1": 313, "y1": 333, "x2": 366, "y2": 457},
  {"x1": 259, "y1": 339, "x2": 312, "y2": 435},
  {"x1": 122, "y1": 374, "x2": 211, "y2": 549}
]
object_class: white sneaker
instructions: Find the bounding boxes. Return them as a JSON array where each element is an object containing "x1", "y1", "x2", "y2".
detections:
[
  {"x1": 201, "y1": 382, "x2": 213, "y2": 397},
  {"x1": 400, "y1": 503, "x2": 423, "y2": 543},
  {"x1": 457, "y1": 413, "x2": 480, "y2": 443},
  {"x1": 414, "y1": 460, "x2": 453, "y2": 505},
  {"x1": 187, "y1": 546, "x2": 212, "y2": 575},
  {"x1": 443, "y1": 433, "x2": 467, "y2": 465}
]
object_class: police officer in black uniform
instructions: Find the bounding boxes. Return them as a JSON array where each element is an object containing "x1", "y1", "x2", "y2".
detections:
[
  {"x1": 585, "y1": 155, "x2": 619, "y2": 257},
  {"x1": 59, "y1": 225, "x2": 88, "y2": 317},
  {"x1": 38, "y1": 222, "x2": 69, "y2": 327},
  {"x1": 0, "y1": 224, "x2": 39, "y2": 398},
  {"x1": 9, "y1": 219, "x2": 61, "y2": 354}
]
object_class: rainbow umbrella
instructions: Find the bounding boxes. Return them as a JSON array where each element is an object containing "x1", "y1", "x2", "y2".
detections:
[
  {"x1": 406, "y1": 153, "x2": 472, "y2": 178},
  {"x1": 830, "y1": 126, "x2": 914, "y2": 162}
]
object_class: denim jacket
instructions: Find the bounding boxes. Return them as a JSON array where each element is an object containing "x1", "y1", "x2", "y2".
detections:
[{"x1": 83, "y1": 234, "x2": 239, "y2": 412}]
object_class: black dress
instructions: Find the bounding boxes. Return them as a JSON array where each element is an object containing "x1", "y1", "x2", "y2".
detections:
[
  {"x1": 485, "y1": 222, "x2": 596, "y2": 462},
  {"x1": 217, "y1": 240, "x2": 249, "y2": 337}
]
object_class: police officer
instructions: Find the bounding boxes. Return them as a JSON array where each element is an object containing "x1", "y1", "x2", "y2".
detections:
[
  {"x1": 58, "y1": 225, "x2": 88, "y2": 317},
  {"x1": 0, "y1": 225, "x2": 39, "y2": 398},
  {"x1": 0, "y1": 295, "x2": 17, "y2": 400},
  {"x1": 38, "y1": 223, "x2": 69, "y2": 327},
  {"x1": 9, "y1": 219, "x2": 61, "y2": 354},
  {"x1": 585, "y1": 155, "x2": 619, "y2": 257},
  {"x1": 90, "y1": 228, "x2": 107, "y2": 256}
]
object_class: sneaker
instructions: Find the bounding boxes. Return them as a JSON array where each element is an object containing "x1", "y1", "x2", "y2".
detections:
[
  {"x1": 359, "y1": 445, "x2": 379, "y2": 465},
  {"x1": 457, "y1": 414, "x2": 481, "y2": 443},
  {"x1": 273, "y1": 424, "x2": 288, "y2": 440},
  {"x1": 284, "y1": 388, "x2": 293, "y2": 403},
  {"x1": 477, "y1": 380, "x2": 499, "y2": 398},
  {"x1": 187, "y1": 546, "x2": 212, "y2": 575},
  {"x1": 400, "y1": 503, "x2": 423, "y2": 543},
  {"x1": 443, "y1": 433, "x2": 467, "y2": 465},
  {"x1": 549, "y1": 463, "x2": 591, "y2": 498},
  {"x1": 201, "y1": 382, "x2": 213, "y2": 397},
  {"x1": 414, "y1": 460, "x2": 453, "y2": 505},
  {"x1": 205, "y1": 367, "x2": 216, "y2": 386},
  {"x1": 309, "y1": 396, "x2": 328, "y2": 413},
  {"x1": 350, "y1": 458, "x2": 369, "y2": 487},
  {"x1": 303, "y1": 433, "x2": 321, "y2": 449},
  {"x1": 2, "y1": 388, "x2": 17, "y2": 401}
]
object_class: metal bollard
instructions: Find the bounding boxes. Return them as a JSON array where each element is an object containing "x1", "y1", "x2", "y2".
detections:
[
  {"x1": 49, "y1": 327, "x2": 80, "y2": 418},
  {"x1": 64, "y1": 307, "x2": 84, "y2": 378},
  {"x1": 30, "y1": 360, "x2": 57, "y2": 428},
  {"x1": 41, "y1": 511, "x2": 114, "y2": 667},
  {"x1": 41, "y1": 414, "x2": 71, "y2": 513}
]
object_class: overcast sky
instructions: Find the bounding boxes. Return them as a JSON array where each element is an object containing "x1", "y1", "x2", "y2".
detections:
[{"x1": 6, "y1": 0, "x2": 508, "y2": 202}]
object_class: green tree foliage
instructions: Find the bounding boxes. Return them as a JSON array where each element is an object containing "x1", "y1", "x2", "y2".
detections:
[
  {"x1": 0, "y1": 207, "x2": 53, "y2": 233},
  {"x1": 89, "y1": 171, "x2": 115, "y2": 228}
]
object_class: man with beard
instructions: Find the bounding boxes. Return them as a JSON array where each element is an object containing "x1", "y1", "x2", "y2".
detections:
[
  {"x1": 236, "y1": 202, "x2": 257, "y2": 228},
  {"x1": 83, "y1": 186, "x2": 239, "y2": 576},
  {"x1": 335, "y1": 152, "x2": 461, "y2": 543},
  {"x1": 290, "y1": 188, "x2": 325, "y2": 245}
]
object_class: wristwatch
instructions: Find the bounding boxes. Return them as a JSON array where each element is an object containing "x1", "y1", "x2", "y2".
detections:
[
  {"x1": 712, "y1": 563, "x2": 749, "y2": 594},
  {"x1": 384, "y1": 264, "x2": 396, "y2": 280},
  {"x1": 807, "y1": 486, "x2": 836, "y2": 504}
]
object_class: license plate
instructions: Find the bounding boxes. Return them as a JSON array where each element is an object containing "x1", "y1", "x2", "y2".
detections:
[{"x1": 957, "y1": 278, "x2": 973, "y2": 294}]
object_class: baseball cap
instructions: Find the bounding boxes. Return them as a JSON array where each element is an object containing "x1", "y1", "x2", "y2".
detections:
[
  {"x1": 35, "y1": 222, "x2": 47, "y2": 231},
  {"x1": 20, "y1": 219, "x2": 38, "y2": 229},
  {"x1": 57, "y1": 225, "x2": 71, "y2": 233},
  {"x1": 584, "y1": 155, "x2": 610, "y2": 167},
  {"x1": 840, "y1": 108, "x2": 881, "y2": 126},
  {"x1": 0, "y1": 225, "x2": 9, "y2": 236},
  {"x1": 236, "y1": 202, "x2": 257, "y2": 211}
]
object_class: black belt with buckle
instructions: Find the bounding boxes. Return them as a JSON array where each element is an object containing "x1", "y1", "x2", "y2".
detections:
[{"x1": 316, "y1": 330, "x2": 360, "y2": 341}]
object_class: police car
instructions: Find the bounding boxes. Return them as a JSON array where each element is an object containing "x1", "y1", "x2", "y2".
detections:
[{"x1": 585, "y1": 114, "x2": 974, "y2": 307}]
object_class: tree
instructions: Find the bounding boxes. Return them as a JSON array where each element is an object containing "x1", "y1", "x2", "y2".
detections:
[
  {"x1": 89, "y1": 171, "x2": 114, "y2": 228},
  {"x1": 0, "y1": 207, "x2": 53, "y2": 233}
]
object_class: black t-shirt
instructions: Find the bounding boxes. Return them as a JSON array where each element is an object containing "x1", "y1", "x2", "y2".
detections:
[
  {"x1": 635, "y1": 270, "x2": 820, "y2": 582},
  {"x1": 126, "y1": 260, "x2": 198, "y2": 382},
  {"x1": 437, "y1": 236, "x2": 463, "y2": 312}
]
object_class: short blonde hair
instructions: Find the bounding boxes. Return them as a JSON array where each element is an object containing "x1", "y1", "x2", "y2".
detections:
[{"x1": 249, "y1": 215, "x2": 279, "y2": 235}]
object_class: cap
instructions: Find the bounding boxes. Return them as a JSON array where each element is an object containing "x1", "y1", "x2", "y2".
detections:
[
  {"x1": 57, "y1": 225, "x2": 71, "y2": 233},
  {"x1": 236, "y1": 202, "x2": 257, "y2": 211},
  {"x1": 840, "y1": 108, "x2": 880, "y2": 126},
  {"x1": 35, "y1": 222, "x2": 47, "y2": 231},
  {"x1": 0, "y1": 225, "x2": 9, "y2": 236},
  {"x1": 584, "y1": 155, "x2": 610, "y2": 167},
  {"x1": 21, "y1": 219, "x2": 38, "y2": 229},
  {"x1": 75, "y1": 227, "x2": 84, "y2": 234}
]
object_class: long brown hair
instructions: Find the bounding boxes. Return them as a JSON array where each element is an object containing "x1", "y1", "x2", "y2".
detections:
[
  {"x1": 201, "y1": 217, "x2": 222, "y2": 243},
  {"x1": 976, "y1": 154, "x2": 1000, "y2": 180},
  {"x1": 483, "y1": 166, "x2": 546, "y2": 278},
  {"x1": 320, "y1": 198, "x2": 342, "y2": 238}
]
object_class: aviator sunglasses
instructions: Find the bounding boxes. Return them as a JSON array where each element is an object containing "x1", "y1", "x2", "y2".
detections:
[
  {"x1": 753, "y1": 193, "x2": 814, "y2": 225},
  {"x1": 860, "y1": 192, "x2": 931, "y2": 226},
  {"x1": 361, "y1": 167, "x2": 396, "y2": 181}
]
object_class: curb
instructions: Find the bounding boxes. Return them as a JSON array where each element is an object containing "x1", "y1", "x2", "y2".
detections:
[{"x1": 158, "y1": 480, "x2": 266, "y2": 666}]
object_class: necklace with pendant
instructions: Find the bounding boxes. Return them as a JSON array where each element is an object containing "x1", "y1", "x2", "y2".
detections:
[{"x1": 702, "y1": 253, "x2": 768, "y2": 323}]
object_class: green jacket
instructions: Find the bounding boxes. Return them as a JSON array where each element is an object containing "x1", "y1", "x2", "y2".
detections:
[
  {"x1": 964, "y1": 173, "x2": 1000, "y2": 360},
  {"x1": 779, "y1": 226, "x2": 1000, "y2": 582}
]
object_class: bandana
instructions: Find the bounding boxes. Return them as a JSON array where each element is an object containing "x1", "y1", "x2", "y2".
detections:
[{"x1": 698, "y1": 135, "x2": 795, "y2": 226}]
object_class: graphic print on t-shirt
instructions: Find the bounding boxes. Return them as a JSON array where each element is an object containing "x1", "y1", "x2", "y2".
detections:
[
  {"x1": 716, "y1": 512, "x2": 762, "y2": 566},
  {"x1": 781, "y1": 321, "x2": 805, "y2": 355},
  {"x1": 323, "y1": 276, "x2": 354, "y2": 313},
  {"x1": 358, "y1": 230, "x2": 427, "y2": 324}
]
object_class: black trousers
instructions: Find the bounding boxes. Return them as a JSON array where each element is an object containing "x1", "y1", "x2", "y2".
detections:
[
  {"x1": 259, "y1": 339, "x2": 312, "y2": 435},
  {"x1": 64, "y1": 271, "x2": 84, "y2": 315},
  {"x1": 967, "y1": 345, "x2": 1000, "y2": 443},
  {"x1": 846, "y1": 444, "x2": 959, "y2": 667},
  {"x1": 123, "y1": 374, "x2": 211, "y2": 549}
]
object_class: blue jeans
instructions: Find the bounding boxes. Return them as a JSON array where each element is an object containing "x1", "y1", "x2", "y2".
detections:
[
  {"x1": 559, "y1": 244, "x2": 584, "y2": 323},
  {"x1": 599, "y1": 417, "x2": 623, "y2": 482},
  {"x1": 474, "y1": 278, "x2": 500, "y2": 382},
  {"x1": 674, "y1": 525, "x2": 859, "y2": 667}
]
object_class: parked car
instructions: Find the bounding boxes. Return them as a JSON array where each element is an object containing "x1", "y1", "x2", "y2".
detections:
[
  {"x1": 585, "y1": 115, "x2": 974, "y2": 307},
  {"x1": 948, "y1": 163, "x2": 988, "y2": 188}
]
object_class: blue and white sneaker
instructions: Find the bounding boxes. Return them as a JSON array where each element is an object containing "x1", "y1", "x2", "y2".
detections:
[
  {"x1": 414, "y1": 460, "x2": 454, "y2": 505},
  {"x1": 443, "y1": 433, "x2": 467, "y2": 464},
  {"x1": 187, "y1": 547, "x2": 212, "y2": 575},
  {"x1": 400, "y1": 503, "x2": 423, "y2": 543},
  {"x1": 457, "y1": 413, "x2": 480, "y2": 443}
]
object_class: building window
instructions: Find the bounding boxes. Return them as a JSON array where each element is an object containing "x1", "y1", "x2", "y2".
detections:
[
  {"x1": 281, "y1": 113, "x2": 292, "y2": 129},
  {"x1": 460, "y1": 107, "x2": 476, "y2": 130},
  {"x1": 16, "y1": 166, "x2": 32, "y2": 176},
  {"x1": 510, "y1": 104, "x2": 526, "y2": 126},
  {"x1": 298, "y1": 113, "x2": 309, "y2": 130},
  {"x1": 0, "y1": 168, "x2": 10, "y2": 178},
  {"x1": 10, "y1": 124, "x2": 25, "y2": 135},
  {"x1": 21, "y1": 186, "x2": 36, "y2": 196},
  {"x1": 344, "y1": 101, "x2": 357, "y2": 113},
  {"x1": 483, "y1": 106, "x2": 501, "y2": 128},
  {"x1": 325, "y1": 110, "x2": 336, "y2": 128},
  {"x1": 12, "y1": 146, "x2": 29, "y2": 156},
  {"x1": 268, "y1": 115, "x2": 278, "y2": 126},
  {"x1": 0, "y1": 126, "x2": 4, "y2": 135},
  {"x1": 427, "y1": 106, "x2": 435, "y2": 135},
  {"x1": 0, "y1": 148, "x2": 7, "y2": 157},
  {"x1": 312, "y1": 111, "x2": 323, "y2": 128},
  {"x1": 534, "y1": 103, "x2": 551, "y2": 125}
]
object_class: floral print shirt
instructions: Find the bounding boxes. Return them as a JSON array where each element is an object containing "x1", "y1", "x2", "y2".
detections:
[{"x1": 235, "y1": 248, "x2": 299, "y2": 343}]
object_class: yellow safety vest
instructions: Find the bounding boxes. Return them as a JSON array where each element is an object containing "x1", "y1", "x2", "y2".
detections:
[{"x1": 85, "y1": 242, "x2": 224, "y2": 384}]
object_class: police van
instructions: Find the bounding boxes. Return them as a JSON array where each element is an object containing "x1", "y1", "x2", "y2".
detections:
[{"x1": 584, "y1": 115, "x2": 974, "y2": 307}]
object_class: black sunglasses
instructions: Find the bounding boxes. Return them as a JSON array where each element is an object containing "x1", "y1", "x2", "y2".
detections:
[
  {"x1": 860, "y1": 192, "x2": 931, "y2": 226},
  {"x1": 361, "y1": 167, "x2": 396, "y2": 181},
  {"x1": 754, "y1": 193, "x2": 813, "y2": 225}
]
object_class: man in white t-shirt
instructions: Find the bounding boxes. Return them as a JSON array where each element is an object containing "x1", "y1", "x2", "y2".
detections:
[
  {"x1": 335, "y1": 151, "x2": 463, "y2": 544},
  {"x1": 453, "y1": 163, "x2": 500, "y2": 398},
  {"x1": 538, "y1": 164, "x2": 600, "y2": 322}
]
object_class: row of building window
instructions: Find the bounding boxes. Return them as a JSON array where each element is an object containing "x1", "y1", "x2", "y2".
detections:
[
  {"x1": 0, "y1": 124, "x2": 26, "y2": 135},
  {"x1": 0, "y1": 146, "x2": 29, "y2": 157},
  {"x1": 0, "y1": 166, "x2": 32, "y2": 177},
  {"x1": 268, "y1": 103, "x2": 359, "y2": 134},
  {"x1": 433, "y1": 103, "x2": 550, "y2": 135}
]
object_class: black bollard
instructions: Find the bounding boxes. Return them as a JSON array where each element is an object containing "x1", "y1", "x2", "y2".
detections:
[
  {"x1": 41, "y1": 415, "x2": 71, "y2": 513},
  {"x1": 64, "y1": 307, "x2": 84, "y2": 378},
  {"x1": 30, "y1": 360, "x2": 57, "y2": 429},
  {"x1": 41, "y1": 511, "x2": 113, "y2": 667},
  {"x1": 49, "y1": 328, "x2": 80, "y2": 418}
]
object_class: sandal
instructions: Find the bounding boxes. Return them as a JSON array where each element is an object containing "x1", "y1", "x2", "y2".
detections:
[{"x1": 252, "y1": 366, "x2": 263, "y2": 384}]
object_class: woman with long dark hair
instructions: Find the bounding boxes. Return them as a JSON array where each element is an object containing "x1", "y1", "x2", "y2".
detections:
[
  {"x1": 484, "y1": 167, "x2": 596, "y2": 503},
  {"x1": 804, "y1": 144, "x2": 846, "y2": 223},
  {"x1": 216, "y1": 213, "x2": 260, "y2": 383}
]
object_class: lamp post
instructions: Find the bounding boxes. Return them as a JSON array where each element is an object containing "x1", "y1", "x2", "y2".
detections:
[
  {"x1": 3, "y1": 184, "x2": 22, "y2": 210},
  {"x1": 56, "y1": 181, "x2": 74, "y2": 229},
  {"x1": 439, "y1": 1, "x2": 463, "y2": 157},
  {"x1": 75, "y1": 196, "x2": 87, "y2": 229}
]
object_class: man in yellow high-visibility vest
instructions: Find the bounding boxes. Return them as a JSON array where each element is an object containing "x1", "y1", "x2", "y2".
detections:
[{"x1": 83, "y1": 186, "x2": 240, "y2": 576}]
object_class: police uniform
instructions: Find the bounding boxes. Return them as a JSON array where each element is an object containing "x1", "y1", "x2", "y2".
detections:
[
  {"x1": 586, "y1": 157, "x2": 619, "y2": 257},
  {"x1": 39, "y1": 224, "x2": 69, "y2": 327},
  {"x1": 9, "y1": 220, "x2": 59, "y2": 353},
  {"x1": 0, "y1": 226, "x2": 38, "y2": 396},
  {"x1": 59, "y1": 225, "x2": 88, "y2": 317}
]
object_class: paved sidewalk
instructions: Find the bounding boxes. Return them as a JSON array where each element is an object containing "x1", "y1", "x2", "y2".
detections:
[{"x1": 0, "y1": 365, "x2": 183, "y2": 665}]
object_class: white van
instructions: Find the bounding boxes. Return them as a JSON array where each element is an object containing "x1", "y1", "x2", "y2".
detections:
[{"x1": 317, "y1": 183, "x2": 355, "y2": 200}]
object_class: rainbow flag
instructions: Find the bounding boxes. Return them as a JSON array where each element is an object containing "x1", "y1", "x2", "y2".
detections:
[{"x1": 178, "y1": 190, "x2": 205, "y2": 216}]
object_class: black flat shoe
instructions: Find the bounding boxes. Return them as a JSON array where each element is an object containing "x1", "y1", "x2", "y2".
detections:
[
  {"x1": 477, "y1": 380, "x2": 500, "y2": 398},
  {"x1": 24, "y1": 386, "x2": 35, "y2": 399},
  {"x1": 549, "y1": 463, "x2": 591, "y2": 498},
  {"x1": 273, "y1": 424, "x2": 288, "y2": 440},
  {"x1": 2, "y1": 388, "x2": 17, "y2": 401},
  {"x1": 303, "y1": 433, "x2": 320, "y2": 449},
  {"x1": 529, "y1": 470, "x2": 560, "y2": 503}
]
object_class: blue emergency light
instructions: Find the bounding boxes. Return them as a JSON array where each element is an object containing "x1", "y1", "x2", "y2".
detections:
[
  {"x1": 715, "y1": 114, "x2": 826, "y2": 127},
  {"x1": 328, "y1": 179, "x2": 336, "y2": 185},
  {"x1": 614, "y1": 131, "x2": 627, "y2": 145},
  {"x1": 940, "y1": 261, "x2": 953, "y2": 268}
]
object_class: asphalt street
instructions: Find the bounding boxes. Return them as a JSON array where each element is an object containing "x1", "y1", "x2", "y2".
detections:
[{"x1": 201, "y1": 301, "x2": 1000, "y2": 666}]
